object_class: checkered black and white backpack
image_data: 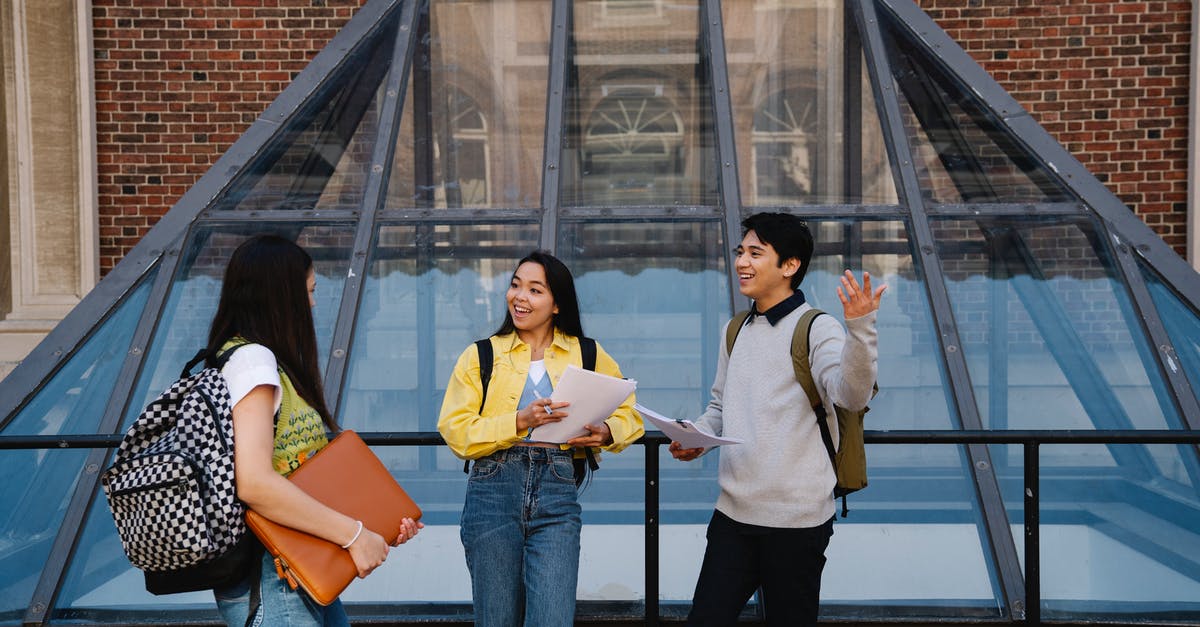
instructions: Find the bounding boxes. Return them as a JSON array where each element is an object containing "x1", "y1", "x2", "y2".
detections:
[{"x1": 102, "y1": 344, "x2": 256, "y2": 594}]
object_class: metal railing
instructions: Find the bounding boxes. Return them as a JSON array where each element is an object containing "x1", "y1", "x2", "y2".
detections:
[{"x1": 3, "y1": 429, "x2": 1200, "y2": 625}]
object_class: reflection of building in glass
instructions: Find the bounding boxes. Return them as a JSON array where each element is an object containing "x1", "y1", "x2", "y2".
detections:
[{"x1": 2, "y1": 1, "x2": 1200, "y2": 625}]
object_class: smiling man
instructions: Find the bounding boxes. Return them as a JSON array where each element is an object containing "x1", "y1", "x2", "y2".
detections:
[{"x1": 669, "y1": 212, "x2": 886, "y2": 626}]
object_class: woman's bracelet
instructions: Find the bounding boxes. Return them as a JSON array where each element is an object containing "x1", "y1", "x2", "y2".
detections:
[{"x1": 341, "y1": 520, "x2": 364, "y2": 549}]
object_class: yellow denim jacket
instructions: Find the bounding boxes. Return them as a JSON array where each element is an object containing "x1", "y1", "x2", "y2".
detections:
[{"x1": 438, "y1": 329, "x2": 643, "y2": 460}]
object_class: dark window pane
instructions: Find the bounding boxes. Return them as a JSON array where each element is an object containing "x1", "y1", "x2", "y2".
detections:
[{"x1": 0, "y1": 277, "x2": 156, "y2": 616}]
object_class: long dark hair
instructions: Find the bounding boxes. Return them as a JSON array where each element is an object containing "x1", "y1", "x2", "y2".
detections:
[
  {"x1": 206, "y1": 234, "x2": 335, "y2": 430},
  {"x1": 493, "y1": 250, "x2": 585, "y2": 339}
]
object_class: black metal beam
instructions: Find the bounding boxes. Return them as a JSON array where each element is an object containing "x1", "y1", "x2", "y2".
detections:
[
  {"x1": 540, "y1": 0, "x2": 572, "y2": 251},
  {"x1": 701, "y1": 0, "x2": 745, "y2": 315}
]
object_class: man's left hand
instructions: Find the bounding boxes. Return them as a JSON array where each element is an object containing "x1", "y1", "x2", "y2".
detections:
[{"x1": 838, "y1": 269, "x2": 887, "y2": 319}]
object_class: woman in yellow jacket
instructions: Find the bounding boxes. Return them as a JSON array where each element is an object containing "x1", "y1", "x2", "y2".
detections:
[{"x1": 438, "y1": 250, "x2": 643, "y2": 627}]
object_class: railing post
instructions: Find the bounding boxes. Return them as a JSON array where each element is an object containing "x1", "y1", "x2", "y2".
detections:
[
  {"x1": 645, "y1": 439, "x2": 660, "y2": 626},
  {"x1": 1024, "y1": 441, "x2": 1040, "y2": 625}
]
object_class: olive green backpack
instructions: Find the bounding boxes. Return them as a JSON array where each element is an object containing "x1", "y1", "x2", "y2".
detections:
[{"x1": 725, "y1": 308, "x2": 874, "y2": 516}]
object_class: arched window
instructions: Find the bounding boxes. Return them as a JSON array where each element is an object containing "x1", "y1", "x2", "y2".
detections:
[
  {"x1": 579, "y1": 87, "x2": 685, "y2": 203},
  {"x1": 434, "y1": 86, "x2": 490, "y2": 208},
  {"x1": 751, "y1": 88, "x2": 818, "y2": 204}
]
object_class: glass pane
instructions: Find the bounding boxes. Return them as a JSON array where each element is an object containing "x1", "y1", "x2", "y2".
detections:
[
  {"x1": 0, "y1": 276, "x2": 157, "y2": 625},
  {"x1": 1141, "y1": 261, "x2": 1200, "y2": 405},
  {"x1": 560, "y1": 0, "x2": 720, "y2": 206},
  {"x1": 878, "y1": 9, "x2": 1075, "y2": 204},
  {"x1": 120, "y1": 224, "x2": 355, "y2": 430},
  {"x1": 1009, "y1": 445, "x2": 1200, "y2": 620},
  {"x1": 0, "y1": 449, "x2": 90, "y2": 621},
  {"x1": 802, "y1": 219, "x2": 1001, "y2": 616},
  {"x1": 558, "y1": 219, "x2": 729, "y2": 606},
  {"x1": 3, "y1": 271, "x2": 157, "y2": 435},
  {"x1": 213, "y1": 20, "x2": 399, "y2": 212},
  {"x1": 933, "y1": 217, "x2": 1180, "y2": 440},
  {"x1": 337, "y1": 222, "x2": 539, "y2": 607},
  {"x1": 389, "y1": 0, "x2": 551, "y2": 209},
  {"x1": 722, "y1": 0, "x2": 898, "y2": 205}
]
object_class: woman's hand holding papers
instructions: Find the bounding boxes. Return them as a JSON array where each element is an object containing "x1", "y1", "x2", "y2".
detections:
[{"x1": 567, "y1": 422, "x2": 614, "y2": 448}]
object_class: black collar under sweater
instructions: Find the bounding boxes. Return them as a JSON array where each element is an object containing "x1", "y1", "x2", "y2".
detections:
[{"x1": 749, "y1": 289, "x2": 807, "y2": 326}]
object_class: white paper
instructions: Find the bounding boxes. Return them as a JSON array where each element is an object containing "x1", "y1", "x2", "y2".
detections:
[
  {"x1": 635, "y1": 403, "x2": 742, "y2": 449},
  {"x1": 530, "y1": 365, "x2": 637, "y2": 443}
]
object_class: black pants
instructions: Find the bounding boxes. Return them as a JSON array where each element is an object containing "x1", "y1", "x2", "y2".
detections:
[{"x1": 687, "y1": 510, "x2": 834, "y2": 627}]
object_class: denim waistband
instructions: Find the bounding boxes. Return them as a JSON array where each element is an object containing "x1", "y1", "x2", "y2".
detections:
[{"x1": 486, "y1": 445, "x2": 572, "y2": 463}]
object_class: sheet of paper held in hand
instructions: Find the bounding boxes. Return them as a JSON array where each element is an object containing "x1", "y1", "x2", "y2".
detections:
[
  {"x1": 634, "y1": 403, "x2": 743, "y2": 449},
  {"x1": 530, "y1": 365, "x2": 637, "y2": 444}
]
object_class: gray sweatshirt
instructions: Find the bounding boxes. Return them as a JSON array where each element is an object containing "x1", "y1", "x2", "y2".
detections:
[{"x1": 694, "y1": 304, "x2": 878, "y2": 528}]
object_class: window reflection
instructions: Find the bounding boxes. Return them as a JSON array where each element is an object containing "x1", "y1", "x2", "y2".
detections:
[
  {"x1": 1015, "y1": 445, "x2": 1200, "y2": 620},
  {"x1": 216, "y1": 24, "x2": 397, "y2": 212},
  {"x1": 878, "y1": 9, "x2": 1073, "y2": 203},
  {"x1": 723, "y1": 0, "x2": 897, "y2": 205},
  {"x1": 933, "y1": 217, "x2": 1177, "y2": 434},
  {"x1": 753, "y1": 88, "x2": 818, "y2": 201},
  {"x1": 561, "y1": 0, "x2": 719, "y2": 206},
  {"x1": 390, "y1": 0, "x2": 551, "y2": 209}
]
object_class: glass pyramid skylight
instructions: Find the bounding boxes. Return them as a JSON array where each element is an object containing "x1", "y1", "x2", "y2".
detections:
[{"x1": 2, "y1": 0, "x2": 1198, "y2": 624}]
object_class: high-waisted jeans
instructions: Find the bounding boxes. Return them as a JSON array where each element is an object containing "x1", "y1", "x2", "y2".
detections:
[{"x1": 460, "y1": 445, "x2": 582, "y2": 627}]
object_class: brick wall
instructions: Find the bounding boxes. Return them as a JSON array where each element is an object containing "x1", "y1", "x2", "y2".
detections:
[
  {"x1": 919, "y1": 0, "x2": 1192, "y2": 255},
  {"x1": 92, "y1": 0, "x2": 369, "y2": 274}
]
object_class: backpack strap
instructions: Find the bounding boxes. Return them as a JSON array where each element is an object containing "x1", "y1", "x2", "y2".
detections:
[
  {"x1": 791, "y1": 309, "x2": 837, "y2": 467},
  {"x1": 576, "y1": 337, "x2": 599, "y2": 481},
  {"x1": 475, "y1": 338, "x2": 495, "y2": 413},
  {"x1": 464, "y1": 338, "x2": 496, "y2": 474},
  {"x1": 579, "y1": 336, "x2": 597, "y2": 372},
  {"x1": 723, "y1": 310, "x2": 753, "y2": 356},
  {"x1": 184, "y1": 342, "x2": 249, "y2": 379}
]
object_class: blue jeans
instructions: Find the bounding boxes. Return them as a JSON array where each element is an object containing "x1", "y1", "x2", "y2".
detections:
[
  {"x1": 213, "y1": 548, "x2": 350, "y2": 627},
  {"x1": 460, "y1": 446, "x2": 582, "y2": 627}
]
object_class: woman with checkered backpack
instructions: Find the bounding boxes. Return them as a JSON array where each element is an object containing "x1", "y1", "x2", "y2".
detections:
[{"x1": 207, "y1": 234, "x2": 421, "y2": 626}]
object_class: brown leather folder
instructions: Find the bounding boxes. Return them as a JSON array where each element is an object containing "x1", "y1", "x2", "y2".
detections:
[{"x1": 245, "y1": 429, "x2": 422, "y2": 606}]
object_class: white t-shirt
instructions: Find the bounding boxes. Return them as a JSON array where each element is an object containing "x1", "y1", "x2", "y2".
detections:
[
  {"x1": 528, "y1": 359, "x2": 547, "y2": 386},
  {"x1": 221, "y1": 343, "x2": 283, "y2": 414}
]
